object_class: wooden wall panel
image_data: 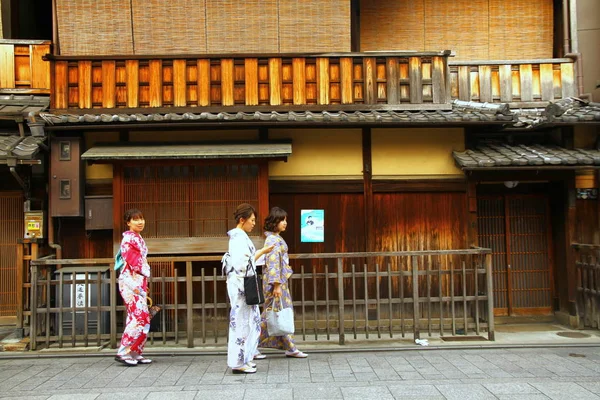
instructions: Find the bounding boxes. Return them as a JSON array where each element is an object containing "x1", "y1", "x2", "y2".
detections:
[
  {"x1": 575, "y1": 199, "x2": 600, "y2": 245},
  {"x1": 269, "y1": 193, "x2": 366, "y2": 255},
  {"x1": 0, "y1": 192, "x2": 23, "y2": 317},
  {"x1": 58, "y1": 218, "x2": 113, "y2": 259},
  {"x1": 0, "y1": 44, "x2": 16, "y2": 88}
]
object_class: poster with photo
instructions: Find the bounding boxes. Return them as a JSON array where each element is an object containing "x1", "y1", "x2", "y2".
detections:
[{"x1": 300, "y1": 209, "x2": 324, "y2": 242}]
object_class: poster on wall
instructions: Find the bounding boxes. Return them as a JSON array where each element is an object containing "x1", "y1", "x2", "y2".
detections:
[{"x1": 300, "y1": 209, "x2": 324, "y2": 242}]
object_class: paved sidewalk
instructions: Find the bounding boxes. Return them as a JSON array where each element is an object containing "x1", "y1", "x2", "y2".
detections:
[{"x1": 1, "y1": 346, "x2": 600, "y2": 399}]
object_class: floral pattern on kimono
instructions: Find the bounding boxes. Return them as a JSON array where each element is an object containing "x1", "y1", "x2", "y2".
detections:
[
  {"x1": 258, "y1": 232, "x2": 298, "y2": 352},
  {"x1": 224, "y1": 228, "x2": 261, "y2": 368},
  {"x1": 117, "y1": 230, "x2": 151, "y2": 357}
]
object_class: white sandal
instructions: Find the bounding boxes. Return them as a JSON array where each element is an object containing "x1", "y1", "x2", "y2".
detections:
[
  {"x1": 285, "y1": 350, "x2": 308, "y2": 358},
  {"x1": 232, "y1": 363, "x2": 257, "y2": 374}
]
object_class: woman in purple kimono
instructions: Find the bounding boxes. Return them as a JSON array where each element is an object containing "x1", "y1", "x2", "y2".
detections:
[{"x1": 255, "y1": 207, "x2": 308, "y2": 359}]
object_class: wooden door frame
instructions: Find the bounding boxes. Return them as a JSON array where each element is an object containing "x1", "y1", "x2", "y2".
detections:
[{"x1": 478, "y1": 192, "x2": 555, "y2": 316}]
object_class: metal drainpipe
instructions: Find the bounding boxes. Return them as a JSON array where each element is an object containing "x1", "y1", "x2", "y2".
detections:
[
  {"x1": 9, "y1": 167, "x2": 27, "y2": 192},
  {"x1": 48, "y1": 215, "x2": 62, "y2": 260},
  {"x1": 563, "y1": 0, "x2": 589, "y2": 100}
]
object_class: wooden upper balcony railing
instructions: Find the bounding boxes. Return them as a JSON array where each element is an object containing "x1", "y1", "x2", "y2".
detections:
[
  {"x1": 449, "y1": 58, "x2": 577, "y2": 107},
  {"x1": 40, "y1": 52, "x2": 579, "y2": 111},
  {"x1": 0, "y1": 40, "x2": 51, "y2": 94},
  {"x1": 46, "y1": 51, "x2": 455, "y2": 111}
]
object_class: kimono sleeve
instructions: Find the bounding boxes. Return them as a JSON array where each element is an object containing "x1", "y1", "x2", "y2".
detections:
[
  {"x1": 121, "y1": 235, "x2": 146, "y2": 275},
  {"x1": 264, "y1": 236, "x2": 283, "y2": 284},
  {"x1": 228, "y1": 232, "x2": 251, "y2": 274}
]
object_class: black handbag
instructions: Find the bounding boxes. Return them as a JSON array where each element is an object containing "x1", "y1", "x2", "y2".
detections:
[{"x1": 244, "y1": 260, "x2": 264, "y2": 305}]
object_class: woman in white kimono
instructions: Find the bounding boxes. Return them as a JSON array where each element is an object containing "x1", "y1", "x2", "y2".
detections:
[{"x1": 223, "y1": 203, "x2": 273, "y2": 374}]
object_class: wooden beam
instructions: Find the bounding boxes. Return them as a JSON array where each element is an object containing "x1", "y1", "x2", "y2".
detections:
[
  {"x1": 148, "y1": 60, "x2": 163, "y2": 107},
  {"x1": 363, "y1": 128, "x2": 373, "y2": 252},
  {"x1": 316, "y1": 58, "x2": 330, "y2": 105},
  {"x1": 269, "y1": 58, "x2": 282, "y2": 106},
  {"x1": 77, "y1": 61, "x2": 92, "y2": 109},
  {"x1": 125, "y1": 60, "x2": 139, "y2": 108},
  {"x1": 478, "y1": 66, "x2": 492, "y2": 103},
  {"x1": 197, "y1": 59, "x2": 210, "y2": 106},
  {"x1": 54, "y1": 61, "x2": 68, "y2": 109},
  {"x1": 292, "y1": 58, "x2": 306, "y2": 105},
  {"x1": 245, "y1": 58, "x2": 259, "y2": 105},
  {"x1": 173, "y1": 59, "x2": 187, "y2": 107},
  {"x1": 519, "y1": 64, "x2": 533, "y2": 102},
  {"x1": 30, "y1": 44, "x2": 51, "y2": 90},
  {"x1": 101, "y1": 61, "x2": 116, "y2": 108},
  {"x1": 409, "y1": 57, "x2": 423, "y2": 104},
  {"x1": 340, "y1": 57, "x2": 353, "y2": 104},
  {"x1": 363, "y1": 57, "x2": 377, "y2": 104},
  {"x1": 0, "y1": 44, "x2": 15, "y2": 88},
  {"x1": 386, "y1": 58, "x2": 400, "y2": 104},
  {"x1": 432, "y1": 56, "x2": 447, "y2": 104},
  {"x1": 540, "y1": 63, "x2": 554, "y2": 101}
]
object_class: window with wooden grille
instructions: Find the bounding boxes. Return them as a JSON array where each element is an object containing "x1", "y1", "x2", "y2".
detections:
[{"x1": 120, "y1": 164, "x2": 262, "y2": 239}]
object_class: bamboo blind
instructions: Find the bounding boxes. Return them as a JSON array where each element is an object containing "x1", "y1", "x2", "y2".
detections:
[
  {"x1": 56, "y1": 0, "x2": 134, "y2": 56},
  {"x1": 361, "y1": 0, "x2": 554, "y2": 61},
  {"x1": 131, "y1": 0, "x2": 207, "y2": 55},
  {"x1": 279, "y1": 0, "x2": 351, "y2": 53},
  {"x1": 205, "y1": 0, "x2": 279, "y2": 54},
  {"x1": 360, "y1": 0, "x2": 425, "y2": 52},
  {"x1": 0, "y1": 192, "x2": 23, "y2": 317},
  {"x1": 424, "y1": 0, "x2": 490, "y2": 60},
  {"x1": 489, "y1": 0, "x2": 553, "y2": 60}
]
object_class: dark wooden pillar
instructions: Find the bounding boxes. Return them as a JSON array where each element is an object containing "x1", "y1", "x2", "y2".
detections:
[
  {"x1": 466, "y1": 180, "x2": 479, "y2": 248},
  {"x1": 362, "y1": 128, "x2": 374, "y2": 252},
  {"x1": 565, "y1": 172, "x2": 578, "y2": 317}
]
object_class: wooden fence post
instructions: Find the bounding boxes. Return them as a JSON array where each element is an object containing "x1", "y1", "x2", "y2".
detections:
[
  {"x1": 186, "y1": 261, "x2": 194, "y2": 348},
  {"x1": 110, "y1": 268, "x2": 117, "y2": 348},
  {"x1": 412, "y1": 256, "x2": 420, "y2": 340},
  {"x1": 485, "y1": 253, "x2": 495, "y2": 341},
  {"x1": 337, "y1": 258, "x2": 345, "y2": 345},
  {"x1": 30, "y1": 264, "x2": 38, "y2": 351}
]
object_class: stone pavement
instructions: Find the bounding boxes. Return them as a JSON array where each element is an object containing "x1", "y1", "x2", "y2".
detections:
[{"x1": 1, "y1": 346, "x2": 600, "y2": 399}]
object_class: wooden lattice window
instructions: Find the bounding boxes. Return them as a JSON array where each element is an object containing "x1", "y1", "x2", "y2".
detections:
[{"x1": 119, "y1": 163, "x2": 263, "y2": 239}]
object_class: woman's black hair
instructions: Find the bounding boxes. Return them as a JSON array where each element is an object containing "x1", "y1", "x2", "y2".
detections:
[
  {"x1": 124, "y1": 208, "x2": 144, "y2": 224},
  {"x1": 233, "y1": 203, "x2": 256, "y2": 223},
  {"x1": 264, "y1": 206, "x2": 288, "y2": 232}
]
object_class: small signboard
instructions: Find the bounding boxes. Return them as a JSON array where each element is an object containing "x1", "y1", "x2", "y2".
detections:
[{"x1": 300, "y1": 209, "x2": 324, "y2": 243}]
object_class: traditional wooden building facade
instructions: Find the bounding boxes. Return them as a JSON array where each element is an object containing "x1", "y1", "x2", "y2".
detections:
[{"x1": 1, "y1": 0, "x2": 599, "y2": 346}]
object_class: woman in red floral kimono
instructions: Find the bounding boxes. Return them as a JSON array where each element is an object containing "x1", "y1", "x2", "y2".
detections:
[{"x1": 115, "y1": 208, "x2": 152, "y2": 366}]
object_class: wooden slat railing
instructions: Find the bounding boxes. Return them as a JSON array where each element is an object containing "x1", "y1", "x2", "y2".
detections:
[
  {"x1": 573, "y1": 243, "x2": 600, "y2": 329},
  {"x1": 45, "y1": 51, "x2": 454, "y2": 111},
  {"x1": 0, "y1": 40, "x2": 51, "y2": 94},
  {"x1": 449, "y1": 58, "x2": 577, "y2": 107},
  {"x1": 27, "y1": 249, "x2": 494, "y2": 350}
]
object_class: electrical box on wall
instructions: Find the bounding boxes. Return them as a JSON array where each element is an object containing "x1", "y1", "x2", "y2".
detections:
[
  {"x1": 50, "y1": 137, "x2": 83, "y2": 217},
  {"x1": 85, "y1": 196, "x2": 113, "y2": 230},
  {"x1": 25, "y1": 211, "x2": 45, "y2": 239}
]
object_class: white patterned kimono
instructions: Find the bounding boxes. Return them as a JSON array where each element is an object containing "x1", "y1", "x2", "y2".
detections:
[{"x1": 223, "y1": 228, "x2": 261, "y2": 369}]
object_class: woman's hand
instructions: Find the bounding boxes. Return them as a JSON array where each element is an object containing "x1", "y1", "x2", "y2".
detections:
[
  {"x1": 260, "y1": 244, "x2": 275, "y2": 256},
  {"x1": 273, "y1": 283, "x2": 282, "y2": 298}
]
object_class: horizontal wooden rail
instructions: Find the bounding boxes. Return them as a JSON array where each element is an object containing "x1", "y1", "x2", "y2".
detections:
[
  {"x1": 449, "y1": 58, "x2": 577, "y2": 107},
  {"x1": 0, "y1": 40, "x2": 51, "y2": 94}
]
